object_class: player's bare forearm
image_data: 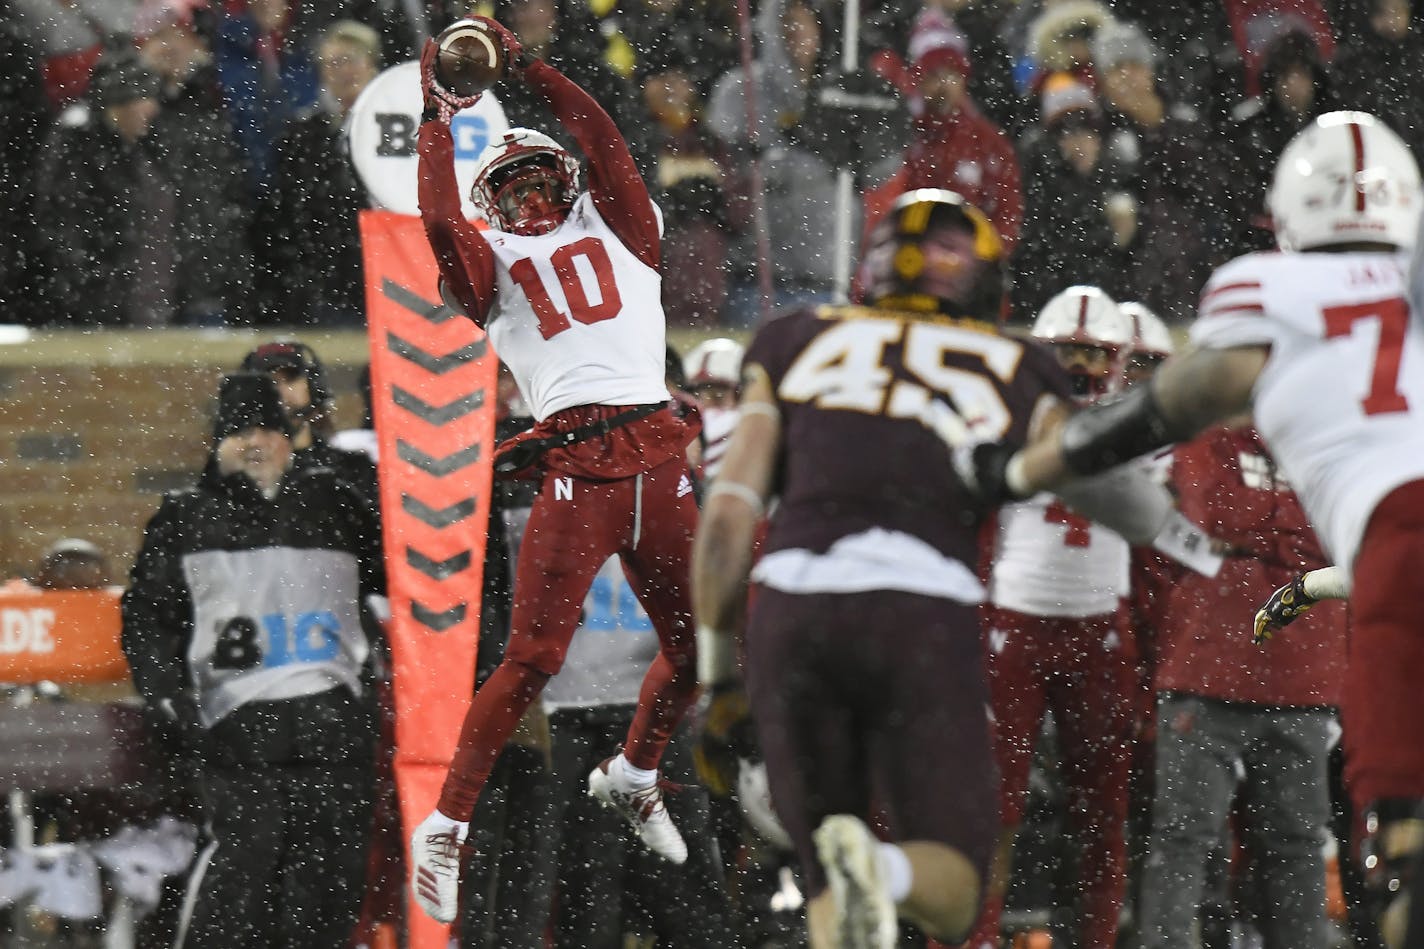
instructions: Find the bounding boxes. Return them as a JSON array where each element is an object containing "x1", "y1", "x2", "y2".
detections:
[
  {"x1": 692, "y1": 503, "x2": 758, "y2": 641},
  {"x1": 417, "y1": 120, "x2": 495, "y2": 322},
  {"x1": 1017, "y1": 345, "x2": 1267, "y2": 493},
  {"x1": 522, "y1": 60, "x2": 658, "y2": 265}
]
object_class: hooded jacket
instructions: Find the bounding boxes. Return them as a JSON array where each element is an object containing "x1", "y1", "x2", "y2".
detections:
[
  {"x1": 705, "y1": 0, "x2": 846, "y2": 288},
  {"x1": 122, "y1": 457, "x2": 383, "y2": 764}
]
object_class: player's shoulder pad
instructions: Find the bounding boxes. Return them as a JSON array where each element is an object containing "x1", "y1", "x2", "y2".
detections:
[{"x1": 1199, "y1": 252, "x2": 1280, "y2": 319}]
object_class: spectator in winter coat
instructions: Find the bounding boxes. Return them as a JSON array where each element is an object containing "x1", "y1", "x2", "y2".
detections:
[
  {"x1": 139, "y1": 3, "x2": 254, "y2": 325},
  {"x1": 1140, "y1": 424, "x2": 1346, "y2": 949},
  {"x1": 1333, "y1": 0, "x2": 1424, "y2": 159},
  {"x1": 214, "y1": 0, "x2": 321, "y2": 189},
  {"x1": 33, "y1": 48, "x2": 246, "y2": 325},
  {"x1": 864, "y1": 27, "x2": 1022, "y2": 255},
  {"x1": 121, "y1": 372, "x2": 384, "y2": 949},
  {"x1": 639, "y1": 56, "x2": 730, "y2": 327},
  {"x1": 706, "y1": 0, "x2": 853, "y2": 325},
  {"x1": 1207, "y1": 30, "x2": 1338, "y2": 262},
  {"x1": 615, "y1": 0, "x2": 737, "y2": 99},
  {"x1": 1011, "y1": 75, "x2": 1119, "y2": 319},
  {"x1": 1094, "y1": 20, "x2": 1212, "y2": 322},
  {"x1": 254, "y1": 20, "x2": 378, "y2": 326}
]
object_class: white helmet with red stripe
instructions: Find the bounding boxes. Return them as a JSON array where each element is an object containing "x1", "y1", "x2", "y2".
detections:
[
  {"x1": 1268, "y1": 111, "x2": 1422, "y2": 252},
  {"x1": 683, "y1": 338, "x2": 746, "y2": 389},
  {"x1": 1120, "y1": 302, "x2": 1174, "y2": 358},
  {"x1": 1032, "y1": 286, "x2": 1132, "y2": 399},
  {"x1": 1030, "y1": 285, "x2": 1132, "y2": 349}
]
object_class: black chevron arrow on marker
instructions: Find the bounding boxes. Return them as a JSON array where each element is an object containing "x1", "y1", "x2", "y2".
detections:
[
  {"x1": 382, "y1": 279, "x2": 459, "y2": 325},
  {"x1": 396, "y1": 440, "x2": 481, "y2": 475},
  {"x1": 401, "y1": 494, "x2": 476, "y2": 528},
  {"x1": 386, "y1": 332, "x2": 487, "y2": 374},
  {"x1": 407, "y1": 546, "x2": 472, "y2": 580},
  {"x1": 392, "y1": 386, "x2": 485, "y2": 425},
  {"x1": 411, "y1": 600, "x2": 466, "y2": 632}
]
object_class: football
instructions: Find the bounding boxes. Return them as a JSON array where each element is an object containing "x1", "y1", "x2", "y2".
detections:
[{"x1": 434, "y1": 20, "x2": 506, "y2": 98}]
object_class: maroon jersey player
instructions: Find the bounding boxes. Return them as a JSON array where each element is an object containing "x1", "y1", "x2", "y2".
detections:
[{"x1": 693, "y1": 190, "x2": 1074, "y2": 949}]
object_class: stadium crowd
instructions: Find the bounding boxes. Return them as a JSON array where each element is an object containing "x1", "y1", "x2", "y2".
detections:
[{"x1": 2, "y1": 0, "x2": 1422, "y2": 328}]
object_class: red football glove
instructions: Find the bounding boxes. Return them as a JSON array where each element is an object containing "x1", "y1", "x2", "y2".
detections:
[
  {"x1": 419, "y1": 37, "x2": 481, "y2": 125},
  {"x1": 466, "y1": 15, "x2": 528, "y2": 76}
]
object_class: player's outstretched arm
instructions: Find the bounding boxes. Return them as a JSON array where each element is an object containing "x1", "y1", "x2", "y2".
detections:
[
  {"x1": 416, "y1": 39, "x2": 496, "y2": 325},
  {"x1": 1007, "y1": 345, "x2": 1269, "y2": 498},
  {"x1": 520, "y1": 59, "x2": 659, "y2": 268},
  {"x1": 1252, "y1": 565, "x2": 1349, "y2": 645}
]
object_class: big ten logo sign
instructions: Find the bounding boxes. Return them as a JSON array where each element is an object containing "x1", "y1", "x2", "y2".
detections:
[
  {"x1": 582, "y1": 562, "x2": 652, "y2": 634},
  {"x1": 213, "y1": 610, "x2": 342, "y2": 671},
  {"x1": 374, "y1": 112, "x2": 491, "y2": 160},
  {"x1": 0, "y1": 608, "x2": 56, "y2": 654}
]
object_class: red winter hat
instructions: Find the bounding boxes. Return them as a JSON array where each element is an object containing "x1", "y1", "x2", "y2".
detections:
[{"x1": 909, "y1": 24, "x2": 973, "y2": 80}]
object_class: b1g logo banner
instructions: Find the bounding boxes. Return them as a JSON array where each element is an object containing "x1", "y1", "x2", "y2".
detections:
[{"x1": 347, "y1": 60, "x2": 509, "y2": 218}]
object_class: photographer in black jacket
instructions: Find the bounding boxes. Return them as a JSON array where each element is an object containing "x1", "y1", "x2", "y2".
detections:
[{"x1": 121, "y1": 372, "x2": 385, "y2": 949}]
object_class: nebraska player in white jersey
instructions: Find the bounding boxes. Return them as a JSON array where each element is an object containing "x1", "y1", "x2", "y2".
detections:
[
  {"x1": 410, "y1": 16, "x2": 700, "y2": 924},
  {"x1": 683, "y1": 338, "x2": 745, "y2": 482},
  {"x1": 977, "y1": 286, "x2": 1138, "y2": 949},
  {"x1": 967, "y1": 111, "x2": 1424, "y2": 948}
]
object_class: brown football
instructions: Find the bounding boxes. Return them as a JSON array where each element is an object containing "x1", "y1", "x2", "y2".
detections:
[{"x1": 435, "y1": 20, "x2": 506, "y2": 98}]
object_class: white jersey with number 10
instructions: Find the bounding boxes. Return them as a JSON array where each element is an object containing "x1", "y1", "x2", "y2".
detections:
[
  {"x1": 1191, "y1": 250, "x2": 1424, "y2": 576},
  {"x1": 482, "y1": 193, "x2": 670, "y2": 421}
]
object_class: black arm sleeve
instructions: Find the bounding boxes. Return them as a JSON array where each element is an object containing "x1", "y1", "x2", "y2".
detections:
[
  {"x1": 120, "y1": 497, "x2": 197, "y2": 712},
  {"x1": 1060, "y1": 381, "x2": 1195, "y2": 476}
]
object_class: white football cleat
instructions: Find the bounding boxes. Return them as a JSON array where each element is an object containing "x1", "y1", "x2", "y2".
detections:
[
  {"x1": 815, "y1": 814, "x2": 898, "y2": 949},
  {"x1": 588, "y1": 756, "x2": 688, "y2": 864},
  {"x1": 410, "y1": 810, "x2": 468, "y2": 923}
]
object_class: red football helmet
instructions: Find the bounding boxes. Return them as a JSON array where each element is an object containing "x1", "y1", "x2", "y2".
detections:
[
  {"x1": 469, "y1": 128, "x2": 580, "y2": 235},
  {"x1": 857, "y1": 189, "x2": 1007, "y2": 320}
]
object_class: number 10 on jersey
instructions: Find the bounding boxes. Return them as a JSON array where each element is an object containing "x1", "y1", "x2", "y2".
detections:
[{"x1": 509, "y1": 237, "x2": 623, "y2": 339}]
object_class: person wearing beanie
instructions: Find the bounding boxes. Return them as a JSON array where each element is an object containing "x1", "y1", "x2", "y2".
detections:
[
  {"x1": 862, "y1": 27, "x2": 1023, "y2": 257},
  {"x1": 211, "y1": 371, "x2": 294, "y2": 499},
  {"x1": 1094, "y1": 19, "x2": 1213, "y2": 322},
  {"x1": 1012, "y1": 72, "x2": 1120, "y2": 318},
  {"x1": 1208, "y1": 29, "x2": 1339, "y2": 261},
  {"x1": 238, "y1": 341, "x2": 378, "y2": 509},
  {"x1": 121, "y1": 370, "x2": 383, "y2": 949}
]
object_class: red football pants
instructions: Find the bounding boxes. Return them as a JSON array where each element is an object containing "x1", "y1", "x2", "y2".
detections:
[
  {"x1": 1346, "y1": 478, "x2": 1424, "y2": 808},
  {"x1": 973, "y1": 606, "x2": 1137, "y2": 949},
  {"x1": 438, "y1": 455, "x2": 699, "y2": 820}
]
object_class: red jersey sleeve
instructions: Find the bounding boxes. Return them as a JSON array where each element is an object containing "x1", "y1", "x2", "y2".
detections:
[
  {"x1": 417, "y1": 121, "x2": 496, "y2": 326},
  {"x1": 522, "y1": 60, "x2": 660, "y2": 270}
]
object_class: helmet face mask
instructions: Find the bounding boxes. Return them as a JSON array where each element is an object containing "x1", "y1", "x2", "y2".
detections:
[
  {"x1": 469, "y1": 129, "x2": 580, "y2": 235},
  {"x1": 1030, "y1": 285, "x2": 1132, "y2": 402},
  {"x1": 858, "y1": 188, "x2": 1006, "y2": 320},
  {"x1": 1268, "y1": 111, "x2": 1422, "y2": 252}
]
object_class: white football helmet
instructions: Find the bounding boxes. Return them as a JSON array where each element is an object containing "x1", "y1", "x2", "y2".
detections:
[
  {"x1": 1120, "y1": 302, "x2": 1174, "y2": 358},
  {"x1": 1031, "y1": 285, "x2": 1132, "y2": 349},
  {"x1": 1268, "y1": 111, "x2": 1422, "y2": 252},
  {"x1": 683, "y1": 338, "x2": 746, "y2": 389},
  {"x1": 469, "y1": 128, "x2": 580, "y2": 235},
  {"x1": 1032, "y1": 286, "x2": 1132, "y2": 399}
]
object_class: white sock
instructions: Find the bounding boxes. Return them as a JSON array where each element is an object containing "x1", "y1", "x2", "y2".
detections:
[
  {"x1": 615, "y1": 754, "x2": 658, "y2": 790},
  {"x1": 877, "y1": 842, "x2": 912, "y2": 904},
  {"x1": 427, "y1": 809, "x2": 470, "y2": 841}
]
